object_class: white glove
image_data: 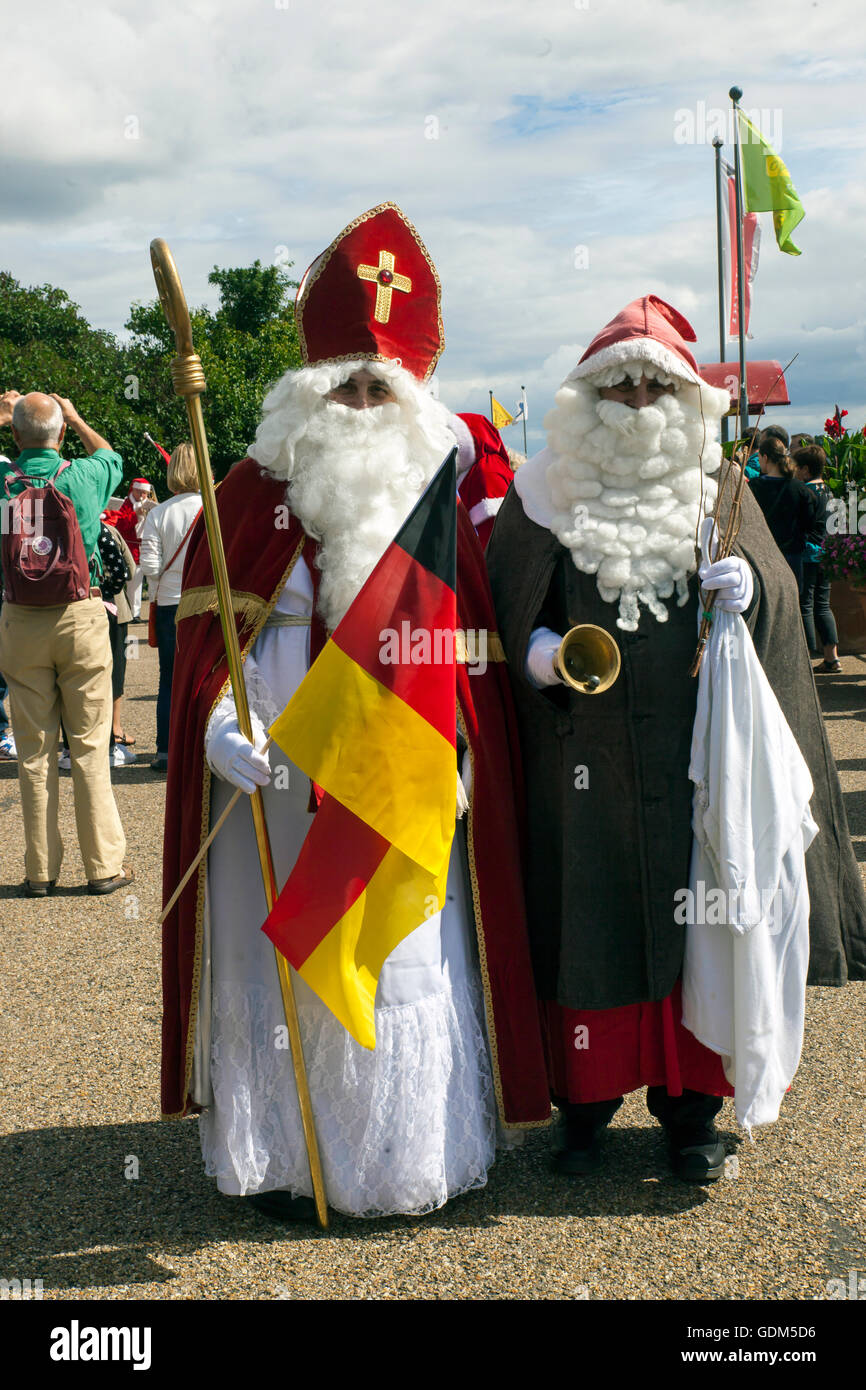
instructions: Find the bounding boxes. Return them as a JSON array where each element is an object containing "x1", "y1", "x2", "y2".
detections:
[
  {"x1": 207, "y1": 713, "x2": 271, "y2": 794},
  {"x1": 698, "y1": 555, "x2": 754, "y2": 613},
  {"x1": 526, "y1": 626, "x2": 565, "y2": 688}
]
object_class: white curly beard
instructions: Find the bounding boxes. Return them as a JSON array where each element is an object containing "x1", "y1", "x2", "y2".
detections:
[
  {"x1": 248, "y1": 362, "x2": 455, "y2": 631},
  {"x1": 544, "y1": 379, "x2": 722, "y2": 631}
]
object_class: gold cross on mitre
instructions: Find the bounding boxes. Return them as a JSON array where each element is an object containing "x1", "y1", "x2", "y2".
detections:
[{"x1": 356, "y1": 249, "x2": 412, "y2": 324}]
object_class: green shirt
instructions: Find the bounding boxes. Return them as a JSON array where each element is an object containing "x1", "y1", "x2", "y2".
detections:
[{"x1": 1, "y1": 447, "x2": 123, "y2": 560}]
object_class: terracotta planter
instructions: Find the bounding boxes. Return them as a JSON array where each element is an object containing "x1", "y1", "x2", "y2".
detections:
[{"x1": 830, "y1": 579, "x2": 866, "y2": 654}]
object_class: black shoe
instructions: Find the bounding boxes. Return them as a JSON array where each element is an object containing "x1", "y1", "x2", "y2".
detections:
[
  {"x1": 150, "y1": 755, "x2": 168, "y2": 772},
  {"x1": 245, "y1": 1191, "x2": 317, "y2": 1223},
  {"x1": 648, "y1": 1088, "x2": 726, "y2": 1183},
  {"x1": 24, "y1": 879, "x2": 56, "y2": 898},
  {"x1": 554, "y1": 1097, "x2": 623, "y2": 1176},
  {"x1": 554, "y1": 1138, "x2": 603, "y2": 1175},
  {"x1": 669, "y1": 1128, "x2": 726, "y2": 1182},
  {"x1": 88, "y1": 866, "x2": 135, "y2": 896}
]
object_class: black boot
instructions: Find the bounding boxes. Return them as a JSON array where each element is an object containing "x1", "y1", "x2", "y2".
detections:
[
  {"x1": 554, "y1": 1096, "x2": 623, "y2": 1175},
  {"x1": 647, "y1": 1087, "x2": 726, "y2": 1183},
  {"x1": 244, "y1": 1190, "x2": 317, "y2": 1222}
]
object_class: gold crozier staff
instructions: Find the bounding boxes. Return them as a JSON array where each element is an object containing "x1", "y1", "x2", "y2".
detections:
[{"x1": 149, "y1": 238, "x2": 329, "y2": 1228}]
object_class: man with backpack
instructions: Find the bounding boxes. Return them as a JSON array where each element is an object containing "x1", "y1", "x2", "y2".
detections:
[{"x1": 0, "y1": 390, "x2": 131, "y2": 897}]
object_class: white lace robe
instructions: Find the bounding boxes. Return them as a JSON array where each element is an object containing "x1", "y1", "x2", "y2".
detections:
[{"x1": 195, "y1": 558, "x2": 496, "y2": 1216}]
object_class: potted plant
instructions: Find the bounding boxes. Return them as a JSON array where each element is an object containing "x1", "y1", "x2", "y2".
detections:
[{"x1": 819, "y1": 408, "x2": 866, "y2": 652}]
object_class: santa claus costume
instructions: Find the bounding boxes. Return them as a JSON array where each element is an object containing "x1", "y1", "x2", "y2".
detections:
[
  {"x1": 107, "y1": 478, "x2": 152, "y2": 619},
  {"x1": 161, "y1": 204, "x2": 549, "y2": 1221},
  {"x1": 452, "y1": 413, "x2": 514, "y2": 550},
  {"x1": 487, "y1": 296, "x2": 866, "y2": 1179}
]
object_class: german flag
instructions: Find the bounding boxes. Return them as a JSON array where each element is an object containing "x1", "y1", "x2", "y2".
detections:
[{"x1": 262, "y1": 452, "x2": 458, "y2": 1048}]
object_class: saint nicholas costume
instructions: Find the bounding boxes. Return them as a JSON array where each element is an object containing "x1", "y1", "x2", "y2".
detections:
[{"x1": 161, "y1": 204, "x2": 549, "y2": 1219}]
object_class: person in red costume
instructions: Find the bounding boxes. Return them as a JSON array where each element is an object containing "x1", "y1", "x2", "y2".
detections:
[
  {"x1": 451, "y1": 413, "x2": 515, "y2": 549},
  {"x1": 161, "y1": 203, "x2": 549, "y2": 1223},
  {"x1": 105, "y1": 478, "x2": 155, "y2": 619}
]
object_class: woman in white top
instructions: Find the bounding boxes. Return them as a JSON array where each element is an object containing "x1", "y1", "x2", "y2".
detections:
[{"x1": 140, "y1": 444, "x2": 201, "y2": 770}]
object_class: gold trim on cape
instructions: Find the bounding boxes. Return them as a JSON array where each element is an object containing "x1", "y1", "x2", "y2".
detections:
[
  {"x1": 176, "y1": 586, "x2": 269, "y2": 629},
  {"x1": 163, "y1": 536, "x2": 306, "y2": 1120},
  {"x1": 456, "y1": 631, "x2": 506, "y2": 664}
]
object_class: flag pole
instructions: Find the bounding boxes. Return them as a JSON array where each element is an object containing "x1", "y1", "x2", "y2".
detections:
[
  {"x1": 520, "y1": 385, "x2": 527, "y2": 455},
  {"x1": 712, "y1": 137, "x2": 729, "y2": 446},
  {"x1": 488, "y1": 389, "x2": 494, "y2": 424},
  {"x1": 149, "y1": 239, "x2": 329, "y2": 1229},
  {"x1": 688, "y1": 354, "x2": 797, "y2": 678},
  {"x1": 730, "y1": 86, "x2": 749, "y2": 440}
]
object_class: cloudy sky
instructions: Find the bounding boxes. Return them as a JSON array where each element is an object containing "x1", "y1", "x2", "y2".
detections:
[{"x1": 3, "y1": 0, "x2": 864, "y2": 451}]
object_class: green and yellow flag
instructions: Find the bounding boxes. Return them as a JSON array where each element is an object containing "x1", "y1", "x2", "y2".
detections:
[
  {"x1": 738, "y1": 112, "x2": 804, "y2": 256},
  {"x1": 490, "y1": 395, "x2": 514, "y2": 429}
]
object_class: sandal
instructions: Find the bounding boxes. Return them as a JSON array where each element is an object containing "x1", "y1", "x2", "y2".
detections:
[
  {"x1": 113, "y1": 732, "x2": 136, "y2": 746},
  {"x1": 814, "y1": 660, "x2": 842, "y2": 674}
]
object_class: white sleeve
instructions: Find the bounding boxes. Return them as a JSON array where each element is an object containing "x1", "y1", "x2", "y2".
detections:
[{"x1": 139, "y1": 510, "x2": 162, "y2": 577}]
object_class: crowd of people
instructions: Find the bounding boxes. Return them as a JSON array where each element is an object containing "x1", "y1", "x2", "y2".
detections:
[
  {"x1": 734, "y1": 422, "x2": 842, "y2": 672},
  {"x1": 1, "y1": 204, "x2": 864, "y2": 1226}
]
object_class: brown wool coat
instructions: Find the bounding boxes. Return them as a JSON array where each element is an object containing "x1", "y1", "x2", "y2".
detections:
[{"x1": 487, "y1": 475, "x2": 866, "y2": 1011}]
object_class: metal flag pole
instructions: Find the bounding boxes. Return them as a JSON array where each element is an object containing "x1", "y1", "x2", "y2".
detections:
[
  {"x1": 488, "y1": 388, "x2": 494, "y2": 424},
  {"x1": 688, "y1": 354, "x2": 797, "y2": 678},
  {"x1": 730, "y1": 85, "x2": 749, "y2": 440},
  {"x1": 149, "y1": 238, "x2": 329, "y2": 1228},
  {"x1": 520, "y1": 385, "x2": 527, "y2": 455},
  {"x1": 712, "y1": 137, "x2": 729, "y2": 447}
]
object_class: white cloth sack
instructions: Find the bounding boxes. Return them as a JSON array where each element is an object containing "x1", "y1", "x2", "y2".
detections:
[{"x1": 682, "y1": 521, "x2": 818, "y2": 1133}]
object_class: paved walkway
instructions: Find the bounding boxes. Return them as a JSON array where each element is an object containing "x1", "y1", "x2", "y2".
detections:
[{"x1": 0, "y1": 620, "x2": 863, "y2": 1299}]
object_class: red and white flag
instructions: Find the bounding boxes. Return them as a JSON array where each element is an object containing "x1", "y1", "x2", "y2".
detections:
[{"x1": 722, "y1": 160, "x2": 761, "y2": 340}]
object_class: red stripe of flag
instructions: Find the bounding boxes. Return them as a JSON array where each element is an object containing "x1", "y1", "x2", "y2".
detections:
[
  {"x1": 263, "y1": 794, "x2": 389, "y2": 966},
  {"x1": 331, "y1": 543, "x2": 456, "y2": 746}
]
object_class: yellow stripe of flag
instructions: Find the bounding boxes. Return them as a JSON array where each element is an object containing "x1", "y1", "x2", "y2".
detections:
[
  {"x1": 299, "y1": 845, "x2": 449, "y2": 1048},
  {"x1": 269, "y1": 641, "x2": 454, "y2": 874}
]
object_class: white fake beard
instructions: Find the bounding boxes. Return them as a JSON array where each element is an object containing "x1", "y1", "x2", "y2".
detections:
[
  {"x1": 287, "y1": 401, "x2": 447, "y2": 630},
  {"x1": 544, "y1": 382, "x2": 720, "y2": 632}
]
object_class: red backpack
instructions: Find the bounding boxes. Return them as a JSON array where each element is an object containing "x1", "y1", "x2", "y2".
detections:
[{"x1": 2, "y1": 461, "x2": 92, "y2": 605}]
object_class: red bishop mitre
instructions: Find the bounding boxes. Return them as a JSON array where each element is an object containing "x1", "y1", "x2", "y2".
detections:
[
  {"x1": 570, "y1": 294, "x2": 702, "y2": 385},
  {"x1": 295, "y1": 202, "x2": 444, "y2": 383}
]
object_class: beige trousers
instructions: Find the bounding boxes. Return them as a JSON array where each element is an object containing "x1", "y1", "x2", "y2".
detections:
[{"x1": 0, "y1": 597, "x2": 126, "y2": 882}]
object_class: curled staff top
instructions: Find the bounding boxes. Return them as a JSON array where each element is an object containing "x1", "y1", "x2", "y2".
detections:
[{"x1": 150, "y1": 239, "x2": 195, "y2": 358}]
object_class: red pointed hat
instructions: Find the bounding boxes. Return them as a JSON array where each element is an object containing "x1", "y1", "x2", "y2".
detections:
[
  {"x1": 570, "y1": 294, "x2": 701, "y2": 385},
  {"x1": 295, "y1": 202, "x2": 444, "y2": 383}
]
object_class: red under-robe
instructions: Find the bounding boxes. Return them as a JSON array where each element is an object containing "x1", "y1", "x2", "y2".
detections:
[{"x1": 541, "y1": 981, "x2": 734, "y2": 1104}]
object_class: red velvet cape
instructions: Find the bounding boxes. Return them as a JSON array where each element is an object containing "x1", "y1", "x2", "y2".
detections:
[{"x1": 161, "y1": 456, "x2": 550, "y2": 1127}]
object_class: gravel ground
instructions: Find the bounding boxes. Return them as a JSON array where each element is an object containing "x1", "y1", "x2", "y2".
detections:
[{"x1": 1, "y1": 614, "x2": 864, "y2": 1302}]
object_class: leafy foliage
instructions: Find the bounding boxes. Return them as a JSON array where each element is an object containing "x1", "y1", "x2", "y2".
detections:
[
  {"x1": 0, "y1": 260, "x2": 303, "y2": 495},
  {"x1": 816, "y1": 409, "x2": 866, "y2": 498}
]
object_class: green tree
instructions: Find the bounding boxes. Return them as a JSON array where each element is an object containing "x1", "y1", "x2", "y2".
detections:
[
  {"x1": 0, "y1": 271, "x2": 143, "y2": 491},
  {"x1": 125, "y1": 258, "x2": 302, "y2": 481},
  {"x1": 1, "y1": 259, "x2": 304, "y2": 494}
]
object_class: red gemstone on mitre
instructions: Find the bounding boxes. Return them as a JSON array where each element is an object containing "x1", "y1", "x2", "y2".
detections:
[{"x1": 378, "y1": 269, "x2": 394, "y2": 285}]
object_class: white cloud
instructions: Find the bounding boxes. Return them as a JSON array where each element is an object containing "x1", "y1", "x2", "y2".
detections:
[{"x1": 0, "y1": 0, "x2": 863, "y2": 447}]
